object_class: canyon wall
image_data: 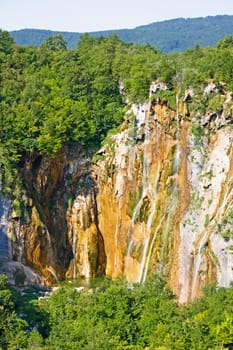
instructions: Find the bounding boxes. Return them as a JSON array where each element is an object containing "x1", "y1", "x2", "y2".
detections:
[{"x1": 1, "y1": 86, "x2": 233, "y2": 302}]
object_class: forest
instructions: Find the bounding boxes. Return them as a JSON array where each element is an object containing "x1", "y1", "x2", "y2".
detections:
[
  {"x1": 0, "y1": 274, "x2": 233, "y2": 350},
  {"x1": 0, "y1": 29, "x2": 233, "y2": 349}
]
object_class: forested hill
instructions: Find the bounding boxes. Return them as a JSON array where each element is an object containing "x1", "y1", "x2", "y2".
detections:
[
  {"x1": 11, "y1": 15, "x2": 233, "y2": 53},
  {"x1": 10, "y1": 15, "x2": 233, "y2": 53}
]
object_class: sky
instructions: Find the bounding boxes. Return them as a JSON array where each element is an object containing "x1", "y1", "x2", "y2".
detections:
[{"x1": 1, "y1": 0, "x2": 233, "y2": 33}]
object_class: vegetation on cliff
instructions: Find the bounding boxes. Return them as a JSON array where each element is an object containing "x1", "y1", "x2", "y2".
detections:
[
  {"x1": 1, "y1": 29, "x2": 233, "y2": 196},
  {"x1": 0, "y1": 274, "x2": 233, "y2": 349}
]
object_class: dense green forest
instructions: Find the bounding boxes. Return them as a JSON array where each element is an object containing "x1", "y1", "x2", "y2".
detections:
[
  {"x1": 10, "y1": 15, "x2": 233, "y2": 53},
  {"x1": 1, "y1": 29, "x2": 233, "y2": 196},
  {"x1": 0, "y1": 274, "x2": 233, "y2": 349}
]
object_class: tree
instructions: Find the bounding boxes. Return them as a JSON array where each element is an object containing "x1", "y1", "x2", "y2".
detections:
[
  {"x1": 0, "y1": 275, "x2": 28, "y2": 349},
  {"x1": 216, "y1": 34, "x2": 233, "y2": 49},
  {"x1": 40, "y1": 34, "x2": 67, "y2": 51},
  {"x1": 0, "y1": 30, "x2": 14, "y2": 56}
]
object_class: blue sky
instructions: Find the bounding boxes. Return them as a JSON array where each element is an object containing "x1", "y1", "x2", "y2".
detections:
[{"x1": 1, "y1": 0, "x2": 233, "y2": 32}]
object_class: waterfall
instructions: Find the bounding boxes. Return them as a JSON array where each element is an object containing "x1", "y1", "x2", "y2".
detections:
[
  {"x1": 125, "y1": 104, "x2": 151, "y2": 281},
  {"x1": 46, "y1": 267, "x2": 59, "y2": 283},
  {"x1": 218, "y1": 178, "x2": 233, "y2": 217},
  {"x1": 82, "y1": 242, "x2": 91, "y2": 278},
  {"x1": 0, "y1": 194, "x2": 10, "y2": 263},
  {"x1": 138, "y1": 165, "x2": 161, "y2": 283},
  {"x1": 191, "y1": 231, "x2": 209, "y2": 300},
  {"x1": 125, "y1": 97, "x2": 182, "y2": 284},
  {"x1": 44, "y1": 225, "x2": 59, "y2": 283},
  {"x1": 72, "y1": 228, "x2": 77, "y2": 279},
  {"x1": 141, "y1": 213, "x2": 166, "y2": 283},
  {"x1": 45, "y1": 225, "x2": 53, "y2": 263}
]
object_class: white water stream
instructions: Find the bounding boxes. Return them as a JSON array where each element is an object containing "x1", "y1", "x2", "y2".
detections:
[
  {"x1": 0, "y1": 194, "x2": 10, "y2": 262},
  {"x1": 190, "y1": 230, "x2": 209, "y2": 300},
  {"x1": 72, "y1": 228, "x2": 77, "y2": 279},
  {"x1": 45, "y1": 225, "x2": 59, "y2": 282}
]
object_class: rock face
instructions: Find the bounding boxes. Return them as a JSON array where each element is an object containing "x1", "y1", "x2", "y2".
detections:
[
  {"x1": 2, "y1": 88, "x2": 233, "y2": 302},
  {"x1": 6, "y1": 145, "x2": 106, "y2": 285}
]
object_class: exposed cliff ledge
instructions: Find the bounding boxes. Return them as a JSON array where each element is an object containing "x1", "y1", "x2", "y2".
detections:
[{"x1": 1, "y1": 86, "x2": 233, "y2": 302}]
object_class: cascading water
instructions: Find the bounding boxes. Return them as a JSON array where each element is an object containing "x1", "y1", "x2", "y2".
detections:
[
  {"x1": 45, "y1": 225, "x2": 53, "y2": 263},
  {"x1": 46, "y1": 267, "x2": 59, "y2": 283},
  {"x1": 72, "y1": 228, "x2": 77, "y2": 279},
  {"x1": 141, "y1": 213, "x2": 166, "y2": 283},
  {"x1": 125, "y1": 94, "x2": 183, "y2": 284},
  {"x1": 191, "y1": 230, "x2": 210, "y2": 300},
  {"x1": 125, "y1": 103, "x2": 153, "y2": 282},
  {"x1": 44, "y1": 225, "x2": 59, "y2": 283},
  {"x1": 138, "y1": 163, "x2": 161, "y2": 283},
  {"x1": 0, "y1": 193, "x2": 10, "y2": 263},
  {"x1": 0, "y1": 168, "x2": 11, "y2": 262}
]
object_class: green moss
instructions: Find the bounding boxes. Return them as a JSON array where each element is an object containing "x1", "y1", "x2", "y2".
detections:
[
  {"x1": 12, "y1": 199, "x2": 22, "y2": 217},
  {"x1": 67, "y1": 193, "x2": 74, "y2": 208},
  {"x1": 127, "y1": 186, "x2": 143, "y2": 219},
  {"x1": 92, "y1": 153, "x2": 106, "y2": 163},
  {"x1": 218, "y1": 208, "x2": 233, "y2": 240},
  {"x1": 201, "y1": 170, "x2": 214, "y2": 180},
  {"x1": 207, "y1": 93, "x2": 225, "y2": 111},
  {"x1": 190, "y1": 122, "x2": 204, "y2": 144},
  {"x1": 204, "y1": 214, "x2": 209, "y2": 227}
]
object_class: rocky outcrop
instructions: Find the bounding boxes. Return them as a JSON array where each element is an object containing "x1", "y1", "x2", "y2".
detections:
[
  {"x1": 1, "y1": 84, "x2": 233, "y2": 302},
  {"x1": 7, "y1": 145, "x2": 106, "y2": 285}
]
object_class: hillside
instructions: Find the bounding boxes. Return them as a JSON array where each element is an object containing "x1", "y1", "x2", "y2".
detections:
[{"x1": 10, "y1": 15, "x2": 233, "y2": 53}]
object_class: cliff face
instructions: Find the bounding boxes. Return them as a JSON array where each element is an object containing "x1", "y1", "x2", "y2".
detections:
[
  {"x1": 1, "y1": 87, "x2": 233, "y2": 302},
  {"x1": 0, "y1": 145, "x2": 106, "y2": 285},
  {"x1": 95, "y1": 98, "x2": 233, "y2": 302}
]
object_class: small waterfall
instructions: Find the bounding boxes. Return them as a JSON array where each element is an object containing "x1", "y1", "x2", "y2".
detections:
[
  {"x1": 141, "y1": 213, "x2": 166, "y2": 283},
  {"x1": 46, "y1": 267, "x2": 59, "y2": 284},
  {"x1": 218, "y1": 178, "x2": 233, "y2": 217},
  {"x1": 191, "y1": 231, "x2": 209, "y2": 300},
  {"x1": 125, "y1": 160, "x2": 161, "y2": 283},
  {"x1": 0, "y1": 194, "x2": 10, "y2": 263},
  {"x1": 45, "y1": 225, "x2": 53, "y2": 263},
  {"x1": 82, "y1": 242, "x2": 91, "y2": 278},
  {"x1": 138, "y1": 166, "x2": 161, "y2": 283},
  {"x1": 44, "y1": 225, "x2": 59, "y2": 283},
  {"x1": 125, "y1": 105, "x2": 152, "y2": 280},
  {"x1": 72, "y1": 228, "x2": 77, "y2": 279},
  {"x1": 173, "y1": 143, "x2": 181, "y2": 174}
]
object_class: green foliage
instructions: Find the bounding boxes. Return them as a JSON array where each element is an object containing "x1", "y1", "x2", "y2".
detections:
[
  {"x1": 0, "y1": 275, "x2": 28, "y2": 350},
  {"x1": 216, "y1": 34, "x2": 233, "y2": 49},
  {"x1": 40, "y1": 34, "x2": 67, "y2": 52},
  {"x1": 153, "y1": 89, "x2": 176, "y2": 109},
  {"x1": 190, "y1": 122, "x2": 204, "y2": 145},
  {"x1": 218, "y1": 208, "x2": 233, "y2": 240},
  {"x1": 207, "y1": 93, "x2": 225, "y2": 111},
  {"x1": 0, "y1": 274, "x2": 233, "y2": 349}
]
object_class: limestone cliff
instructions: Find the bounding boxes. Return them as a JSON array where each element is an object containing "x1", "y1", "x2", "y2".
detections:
[
  {"x1": 1, "y1": 83, "x2": 233, "y2": 302},
  {"x1": 94, "y1": 89, "x2": 233, "y2": 302}
]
